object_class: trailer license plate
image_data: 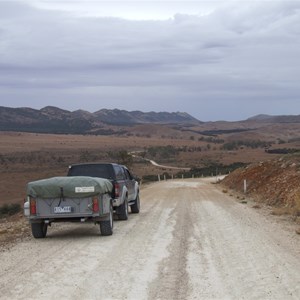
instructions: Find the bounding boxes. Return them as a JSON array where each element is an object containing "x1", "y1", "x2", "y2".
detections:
[{"x1": 54, "y1": 206, "x2": 72, "y2": 213}]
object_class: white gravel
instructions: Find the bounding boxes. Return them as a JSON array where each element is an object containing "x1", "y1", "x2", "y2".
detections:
[{"x1": 0, "y1": 178, "x2": 299, "y2": 300}]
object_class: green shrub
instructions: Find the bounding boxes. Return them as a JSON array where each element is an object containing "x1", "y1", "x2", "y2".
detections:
[
  {"x1": 147, "y1": 145, "x2": 179, "y2": 159},
  {"x1": 142, "y1": 175, "x2": 159, "y2": 183},
  {"x1": 0, "y1": 203, "x2": 21, "y2": 218},
  {"x1": 177, "y1": 162, "x2": 248, "y2": 178}
]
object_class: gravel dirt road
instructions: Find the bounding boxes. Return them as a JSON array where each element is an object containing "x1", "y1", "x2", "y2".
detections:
[{"x1": 0, "y1": 178, "x2": 300, "y2": 300}]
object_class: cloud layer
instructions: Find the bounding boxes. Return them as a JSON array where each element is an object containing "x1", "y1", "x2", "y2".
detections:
[{"x1": 0, "y1": 1, "x2": 299, "y2": 120}]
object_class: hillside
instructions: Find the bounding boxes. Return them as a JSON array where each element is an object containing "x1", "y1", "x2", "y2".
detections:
[
  {"x1": 247, "y1": 114, "x2": 300, "y2": 123},
  {"x1": 2, "y1": 105, "x2": 300, "y2": 139},
  {"x1": 0, "y1": 106, "x2": 200, "y2": 134},
  {"x1": 222, "y1": 154, "x2": 300, "y2": 215},
  {"x1": 94, "y1": 109, "x2": 200, "y2": 125}
]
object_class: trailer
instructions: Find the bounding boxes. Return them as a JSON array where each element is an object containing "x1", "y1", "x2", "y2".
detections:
[{"x1": 24, "y1": 176, "x2": 114, "y2": 238}]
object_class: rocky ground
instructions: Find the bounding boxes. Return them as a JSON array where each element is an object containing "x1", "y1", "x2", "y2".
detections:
[
  {"x1": 222, "y1": 153, "x2": 300, "y2": 232},
  {"x1": 0, "y1": 213, "x2": 31, "y2": 251}
]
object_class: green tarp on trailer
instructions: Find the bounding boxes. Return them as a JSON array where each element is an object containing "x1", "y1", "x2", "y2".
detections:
[{"x1": 27, "y1": 176, "x2": 113, "y2": 199}]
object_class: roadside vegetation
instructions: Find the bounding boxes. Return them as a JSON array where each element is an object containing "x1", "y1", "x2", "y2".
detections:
[
  {"x1": 177, "y1": 162, "x2": 247, "y2": 178},
  {"x1": 221, "y1": 140, "x2": 271, "y2": 151},
  {"x1": 265, "y1": 148, "x2": 300, "y2": 154},
  {"x1": 141, "y1": 162, "x2": 247, "y2": 183},
  {"x1": 0, "y1": 203, "x2": 21, "y2": 218}
]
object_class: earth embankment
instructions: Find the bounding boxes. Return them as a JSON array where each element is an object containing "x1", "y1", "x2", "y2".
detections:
[{"x1": 222, "y1": 154, "x2": 300, "y2": 215}]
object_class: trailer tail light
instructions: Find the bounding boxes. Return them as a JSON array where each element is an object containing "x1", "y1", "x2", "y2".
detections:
[
  {"x1": 114, "y1": 183, "x2": 120, "y2": 197},
  {"x1": 30, "y1": 198, "x2": 37, "y2": 215},
  {"x1": 92, "y1": 197, "x2": 99, "y2": 213}
]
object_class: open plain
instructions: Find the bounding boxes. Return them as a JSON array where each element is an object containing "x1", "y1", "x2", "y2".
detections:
[{"x1": 0, "y1": 125, "x2": 295, "y2": 206}]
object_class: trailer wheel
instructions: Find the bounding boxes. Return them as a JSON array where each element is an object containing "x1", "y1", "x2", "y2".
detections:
[
  {"x1": 100, "y1": 204, "x2": 113, "y2": 236},
  {"x1": 131, "y1": 193, "x2": 140, "y2": 214},
  {"x1": 118, "y1": 197, "x2": 128, "y2": 220},
  {"x1": 31, "y1": 222, "x2": 48, "y2": 239}
]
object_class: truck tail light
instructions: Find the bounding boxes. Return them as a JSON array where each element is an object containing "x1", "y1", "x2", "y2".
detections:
[
  {"x1": 92, "y1": 197, "x2": 99, "y2": 213},
  {"x1": 30, "y1": 198, "x2": 37, "y2": 215},
  {"x1": 114, "y1": 183, "x2": 120, "y2": 197}
]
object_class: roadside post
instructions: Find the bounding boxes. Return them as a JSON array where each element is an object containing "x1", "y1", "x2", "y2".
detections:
[{"x1": 244, "y1": 179, "x2": 247, "y2": 194}]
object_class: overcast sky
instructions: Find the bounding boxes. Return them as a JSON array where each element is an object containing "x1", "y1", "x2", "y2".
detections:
[{"x1": 0, "y1": 0, "x2": 299, "y2": 121}]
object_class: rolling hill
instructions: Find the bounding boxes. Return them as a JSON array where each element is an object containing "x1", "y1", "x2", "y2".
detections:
[{"x1": 0, "y1": 106, "x2": 200, "y2": 134}]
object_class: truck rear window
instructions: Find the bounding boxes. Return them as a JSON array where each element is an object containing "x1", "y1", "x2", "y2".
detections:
[{"x1": 67, "y1": 164, "x2": 115, "y2": 180}]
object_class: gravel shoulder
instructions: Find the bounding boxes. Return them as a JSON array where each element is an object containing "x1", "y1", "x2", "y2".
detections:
[{"x1": 0, "y1": 178, "x2": 299, "y2": 300}]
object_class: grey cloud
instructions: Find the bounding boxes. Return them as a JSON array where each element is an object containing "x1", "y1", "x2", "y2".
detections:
[
  {"x1": 213, "y1": 1, "x2": 300, "y2": 34},
  {"x1": 0, "y1": 1, "x2": 37, "y2": 19},
  {"x1": 0, "y1": 1, "x2": 299, "y2": 120}
]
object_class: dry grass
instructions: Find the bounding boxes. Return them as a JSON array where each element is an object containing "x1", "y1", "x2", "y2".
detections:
[
  {"x1": 0, "y1": 130, "x2": 275, "y2": 206},
  {"x1": 252, "y1": 204, "x2": 261, "y2": 209},
  {"x1": 269, "y1": 194, "x2": 300, "y2": 219},
  {"x1": 293, "y1": 194, "x2": 300, "y2": 217},
  {"x1": 0, "y1": 129, "x2": 299, "y2": 210},
  {"x1": 271, "y1": 207, "x2": 293, "y2": 216}
]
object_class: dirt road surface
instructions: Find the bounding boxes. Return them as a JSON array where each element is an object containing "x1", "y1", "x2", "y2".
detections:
[{"x1": 1, "y1": 178, "x2": 300, "y2": 300}]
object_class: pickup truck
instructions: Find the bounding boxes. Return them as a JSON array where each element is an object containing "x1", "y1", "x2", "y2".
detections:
[
  {"x1": 24, "y1": 163, "x2": 140, "y2": 239},
  {"x1": 67, "y1": 163, "x2": 140, "y2": 219}
]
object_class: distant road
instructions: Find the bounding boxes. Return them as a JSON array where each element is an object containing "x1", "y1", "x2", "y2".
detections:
[
  {"x1": 148, "y1": 159, "x2": 191, "y2": 171},
  {"x1": 131, "y1": 153, "x2": 191, "y2": 171},
  {"x1": 1, "y1": 178, "x2": 299, "y2": 299}
]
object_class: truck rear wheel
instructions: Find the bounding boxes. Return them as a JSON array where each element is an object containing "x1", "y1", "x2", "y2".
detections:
[
  {"x1": 117, "y1": 197, "x2": 128, "y2": 220},
  {"x1": 31, "y1": 222, "x2": 48, "y2": 238},
  {"x1": 131, "y1": 194, "x2": 140, "y2": 213},
  {"x1": 100, "y1": 205, "x2": 113, "y2": 236}
]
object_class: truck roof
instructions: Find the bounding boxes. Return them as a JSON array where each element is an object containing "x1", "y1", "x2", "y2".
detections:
[{"x1": 67, "y1": 163, "x2": 126, "y2": 180}]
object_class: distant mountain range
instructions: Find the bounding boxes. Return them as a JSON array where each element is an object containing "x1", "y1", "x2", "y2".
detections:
[
  {"x1": 247, "y1": 114, "x2": 300, "y2": 123},
  {"x1": 1, "y1": 106, "x2": 299, "y2": 135},
  {"x1": 0, "y1": 106, "x2": 200, "y2": 134}
]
